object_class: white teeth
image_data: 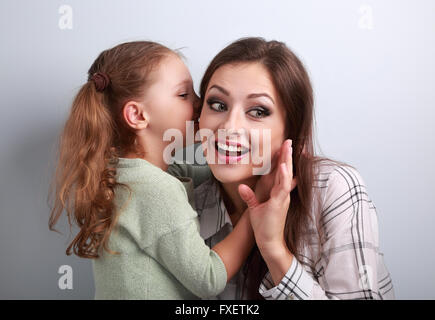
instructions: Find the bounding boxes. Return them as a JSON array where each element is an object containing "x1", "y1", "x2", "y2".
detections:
[{"x1": 217, "y1": 142, "x2": 243, "y2": 152}]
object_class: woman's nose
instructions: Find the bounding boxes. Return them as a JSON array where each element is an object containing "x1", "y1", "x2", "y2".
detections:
[{"x1": 222, "y1": 108, "x2": 246, "y2": 134}]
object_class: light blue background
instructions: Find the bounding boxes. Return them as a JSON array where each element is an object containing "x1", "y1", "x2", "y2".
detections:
[{"x1": 1, "y1": 0, "x2": 434, "y2": 299}]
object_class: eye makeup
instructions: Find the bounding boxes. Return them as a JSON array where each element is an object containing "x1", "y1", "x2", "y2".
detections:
[{"x1": 247, "y1": 106, "x2": 271, "y2": 118}]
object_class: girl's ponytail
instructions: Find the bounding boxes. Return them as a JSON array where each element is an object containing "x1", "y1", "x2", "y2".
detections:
[
  {"x1": 49, "y1": 79, "x2": 122, "y2": 258},
  {"x1": 49, "y1": 41, "x2": 175, "y2": 258}
]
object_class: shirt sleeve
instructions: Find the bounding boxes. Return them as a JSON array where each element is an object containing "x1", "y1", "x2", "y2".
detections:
[
  {"x1": 259, "y1": 258, "x2": 315, "y2": 300},
  {"x1": 167, "y1": 159, "x2": 212, "y2": 188},
  {"x1": 259, "y1": 165, "x2": 393, "y2": 300}
]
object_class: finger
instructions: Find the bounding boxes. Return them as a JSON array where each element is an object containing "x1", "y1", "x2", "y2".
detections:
[
  {"x1": 273, "y1": 160, "x2": 281, "y2": 187},
  {"x1": 285, "y1": 142, "x2": 297, "y2": 192},
  {"x1": 238, "y1": 184, "x2": 260, "y2": 209},
  {"x1": 261, "y1": 147, "x2": 281, "y2": 186},
  {"x1": 267, "y1": 148, "x2": 281, "y2": 179},
  {"x1": 280, "y1": 162, "x2": 292, "y2": 192},
  {"x1": 273, "y1": 139, "x2": 291, "y2": 188},
  {"x1": 263, "y1": 147, "x2": 281, "y2": 179},
  {"x1": 279, "y1": 139, "x2": 291, "y2": 166},
  {"x1": 290, "y1": 177, "x2": 298, "y2": 192},
  {"x1": 301, "y1": 143, "x2": 308, "y2": 156},
  {"x1": 286, "y1": 144, "x2": 293, "y2": 180},
  {"x1": 271, "y1": 149, "x2": 281, "y2": 170},
  {"x1": 272, "y1": 163, "x2": 291, "y2": 203}
]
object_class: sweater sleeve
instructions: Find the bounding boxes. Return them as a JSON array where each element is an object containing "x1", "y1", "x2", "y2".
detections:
[
  {"x1": 145, "y1": 220, "x2": 227, "y2": 299},
  {"x1": 137, "y1": 177, "x2": 227, "y2": 298}
]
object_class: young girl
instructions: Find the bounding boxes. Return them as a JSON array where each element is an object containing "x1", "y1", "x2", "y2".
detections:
[{"x1": 48, "y1": 41, "x2": 285, "y2": 299}]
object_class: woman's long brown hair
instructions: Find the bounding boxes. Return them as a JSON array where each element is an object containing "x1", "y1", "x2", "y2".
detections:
[
  {"x1": 199, "y1": 37, "x2": 344, "y2": 299},
  {"x1": 49, "y1": 41, "x2": 173, "y2": 259}
]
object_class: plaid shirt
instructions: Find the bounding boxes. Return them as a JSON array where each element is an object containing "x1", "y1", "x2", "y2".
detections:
[{"x1": 192, "y1": 162, "x2": 395, "y2": 300}]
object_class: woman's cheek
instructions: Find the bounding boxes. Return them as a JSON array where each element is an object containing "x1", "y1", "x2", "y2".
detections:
[{"x1": 198, "y1": 115, "x2": 216, "y2": 133}]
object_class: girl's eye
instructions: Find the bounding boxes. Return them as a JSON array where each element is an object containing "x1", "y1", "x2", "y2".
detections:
[
  {"x1": 247, "y1": 107, "x2": 271, "y2": 118},
  {"x1": 208, "y1": 100, "x2": 227, "y2": 112},
  {"x1": 179, "y1": 93, "x2": 189, "y2": 99}
]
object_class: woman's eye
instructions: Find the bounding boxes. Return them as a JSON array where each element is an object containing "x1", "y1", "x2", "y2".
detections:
[
  {"x1": 208, "y1": 100, "x2": 227, "y2": 112},
  {"x1": 179, "y1": 93, "x2": 189, "y2": 99},
  {"x1": 248, "y1": 107, "x2": 270, "y2": 118}
]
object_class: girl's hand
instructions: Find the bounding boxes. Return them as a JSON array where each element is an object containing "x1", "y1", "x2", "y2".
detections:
[{"x1": 237, "y1": 140, "x2": 295, "y2": 255}]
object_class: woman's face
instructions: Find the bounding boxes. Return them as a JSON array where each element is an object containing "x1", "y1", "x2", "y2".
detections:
[{"x1": 199, "y1": 62, "x2": 287, "y2": 184}]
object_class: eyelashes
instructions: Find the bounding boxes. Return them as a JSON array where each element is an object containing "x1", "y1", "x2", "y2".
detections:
[
  {"x1": 178, "y1": 86, "x2": 196, "y2": 99},
  {"x1": 207, "y1": 98, "x2": 226, "y2": 112},
  {"x1": 206, "y1": 97, "x2": 271, "y2": 119},
  {"x1": 248, "y1": 107, "x2": 271, "y2": 118}
]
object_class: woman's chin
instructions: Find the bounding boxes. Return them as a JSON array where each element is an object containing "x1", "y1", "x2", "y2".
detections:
[{"x1": 209, "y1": 163, "x2": 254, "y2": 184}]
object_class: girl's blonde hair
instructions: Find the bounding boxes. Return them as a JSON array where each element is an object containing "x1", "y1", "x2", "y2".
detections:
[{"x1": 49, "y1": 41, "x2": 173, "y2": 258}]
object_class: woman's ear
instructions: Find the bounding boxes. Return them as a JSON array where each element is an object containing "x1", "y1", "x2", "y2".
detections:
[{"x1": 123, "y1": 100, "x2": 149, "y2": 130}]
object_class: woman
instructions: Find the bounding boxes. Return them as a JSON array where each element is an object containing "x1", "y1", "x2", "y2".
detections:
[{"x1": 169, "y1": 37, "x2": 395, "y2": 300}]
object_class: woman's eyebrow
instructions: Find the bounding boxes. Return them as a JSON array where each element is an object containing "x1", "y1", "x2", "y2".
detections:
[
  {"x1": 247, "y1": 93, "x2": 275, "y2": 104},
  {"x1": 209, "y1": 84, "x2": 274, "y2": 104},
  {"x1": 209, "y1": 84, "x2": 230, "y2": 96}
]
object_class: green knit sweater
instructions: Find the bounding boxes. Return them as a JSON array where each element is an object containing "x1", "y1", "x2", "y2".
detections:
[{"x1": 92, "y1": 158, "x2": 226, "y2": 299}]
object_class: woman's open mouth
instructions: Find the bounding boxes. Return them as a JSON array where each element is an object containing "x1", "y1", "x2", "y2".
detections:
[{"x1": 213, "y1": 140, "x2": 250, "y2": 163}]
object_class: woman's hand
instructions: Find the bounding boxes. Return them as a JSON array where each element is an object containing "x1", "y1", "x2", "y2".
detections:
[
  {"x1": 238, "y1": 139, "x2": 295, "y2": 254},
  {"x1": 237, "y1": 139, "x2": 296, "y2": 284},
  {"x1": 254, "y1": 139, "x2": 297, "y2": 203}
]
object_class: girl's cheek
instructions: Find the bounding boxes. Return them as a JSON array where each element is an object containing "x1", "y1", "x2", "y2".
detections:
[{"x1": 186, "y1": 100, "x2": 195, "y2": 118}]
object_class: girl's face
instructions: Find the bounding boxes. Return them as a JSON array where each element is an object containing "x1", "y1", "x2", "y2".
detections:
[
  {"x1": 199, "y1": 62, "x2": 287, "y2": 184},
  {"x1": 143, "y1": 54, "x2": 197, "y2": 145}
]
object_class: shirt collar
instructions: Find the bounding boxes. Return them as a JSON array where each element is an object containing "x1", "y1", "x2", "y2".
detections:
[
  {"x1": 174, "y1": 176, "x2": 195, "y2": 210},
  {"x1": 194, "y1": 177, "x2": 233, "y2": 240}
]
